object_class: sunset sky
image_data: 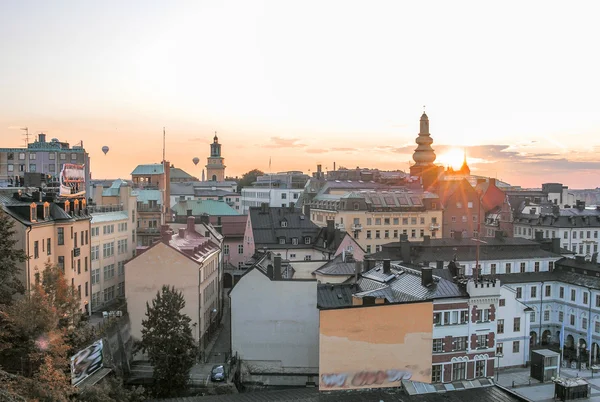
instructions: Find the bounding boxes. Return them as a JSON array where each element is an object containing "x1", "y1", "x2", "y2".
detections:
[{"x1": 1, "y1": 1, "x2": 600, "y2": 188}]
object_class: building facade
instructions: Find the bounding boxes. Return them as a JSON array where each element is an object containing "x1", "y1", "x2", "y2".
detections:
[
  {"x1": 240, "y1": 171, "x2": 308, "y2": 214},
  {"x1": 306, "y1": 190, "x2": 442, "y2": 254}
]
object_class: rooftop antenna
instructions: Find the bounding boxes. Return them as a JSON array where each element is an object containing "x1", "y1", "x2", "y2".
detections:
[
  {"x1": 162, "y1": 127, "x2": 166, "y2": 162},
  {"x1": 21, "y1": 127, "x2": 30, "y2": 146}
]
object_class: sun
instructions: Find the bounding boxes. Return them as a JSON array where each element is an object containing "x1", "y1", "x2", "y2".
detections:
[{"x1": 438, "y1": 148, "x2": 466, "y2": 170}]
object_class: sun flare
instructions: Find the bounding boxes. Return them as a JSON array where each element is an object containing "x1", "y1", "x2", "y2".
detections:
[{"x1": 438, "y1": 148, "x2": 466, "y2": 170}]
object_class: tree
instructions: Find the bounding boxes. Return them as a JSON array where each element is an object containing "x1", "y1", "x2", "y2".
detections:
[
  {"x1": 139, "y1": 286, "x2": 196, "y2": 397},
  {"x1": 74, "y1": 377, "x2": 146, "y2": 402},
  {"x1": 238, "y1": 169, "x2": 264, "y2": 190},
  {"x1": 0, "y1": 211, "x2": 28, "y2": 305}
]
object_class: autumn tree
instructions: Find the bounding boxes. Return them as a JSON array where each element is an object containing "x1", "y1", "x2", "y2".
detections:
[
  {"x1": 0, "y1": 210, "x2": 28, "y2": 305},
  {"x1": 238, "y1": 169, "x2": 264, "y2": 190},
  {"x1": 74, "y1": 377, "x2": 146, "y2": 402},
  {"x1": 139, "y1": 285, "x2": 197, "y2": 397}
]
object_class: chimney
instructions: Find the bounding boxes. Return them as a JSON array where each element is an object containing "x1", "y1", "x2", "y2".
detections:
[
  {"x1": 423, "y1": 235, "x2": 430, "y2": 245},
  {"x1": 495, "y1": 230, "x2": 504, "y2": 240},
  {"x1": 551, "y1": 238, "x2": 560, "y2": 254},
  {"x1": 333, "y1": 161, "x2": 336, "y2": 171},
  {"x1": 354, "y1": 261, "x2": 362, "y2": 283},
  {"x1": 266, "y1": 264, "x2": 274, "y2": 279},
  {"x1": 178, "y1": 228, "x2": 185, "y2": 238},
  {"x1": 274, "y1": 254, "x2": 282, "y2": 280},
  {"x1": 260, "y1": 202, "x2": 269, "y2": 214},
  {"x1": 187, "y1": 215, "x2": 196, "y2": 233},
  {"x1": 422, "y1": 267, "x2": 433, "y2": 287},
  {"x1": 38, "y1": 133, "x2": 46, "y2": 143},
  {"x1": 534, "y1": 230, "x2": 543, "y2": 241},
  {"x1": 383, "y1": 259, "x2": 391, "y2": 274},
  {"x1": 161, "y1": 228, "x2": 171, "y2": 244},
  {"x1": 489, "y1": 178, "x2": 496, "y2": 187},
  {"x1": 400, "y1": 240, "x2": 411, "y2": 263},
  {"x1": 364, "y1": 258, "x2": 374, "y2": 272},
  {"x1": 436, "y1": 260, "x2": 444, "y2": 269}
]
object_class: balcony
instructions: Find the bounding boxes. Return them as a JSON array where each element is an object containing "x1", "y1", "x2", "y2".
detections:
[
  {"x1": 137, "y1": 227, "x2": 160, "y2": 234},
  {"x1": 352, "y1": 224, "x2": 362, "y2": 231},
  {"x1": 335, "y1": 223, "x2": 345, "y2": 231},
  {"x1": 137, "y1": 206, "x2": 161, "y2": 213},
  {"x1": 430, "y1": 223, "x2": 440, "y2": 231}
]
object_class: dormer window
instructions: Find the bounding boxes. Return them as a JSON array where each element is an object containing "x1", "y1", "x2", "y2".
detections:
[
  {"x1": 73, "y1": 199, "x2": 80, "y2": 214},
  {"x1": 279, "y1": 238, "x2": 286, "y2": 245},
  {"x1": 30, "y1": 202, "x2": 37, "y2": 222},
  {"x1": 64, "y1": 200, "x2": 70, "y2": 214},
  {"x1": 281, "y1": 220, "x2": 288, "y2": 228},
  {"x1": 354, "y1": 203, "x2": 359, "y2": 210},
  {"x1": 292, "y1": 238, "x2": 299, "y2": 245},
  {"x1": 304, "y1": 237, "x2": 311, "y2": 245},
  {"x1": 81, "y1": 198, "x2": 86, "y2": 209},
  {"x1": 43, "y1": 202, "x2": 50, "y2": 220}
]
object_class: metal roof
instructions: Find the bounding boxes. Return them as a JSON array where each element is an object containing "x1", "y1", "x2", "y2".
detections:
[
  {"x1": 135, "y1": 189, "x2": 162, "y2": 204},
  {"x1": 91, "y1": 211, "x2": 129, "y2": 224},
  {"x1": 170, "y1": 167, "x2": 195, "y2": 179},
  {"x1": 101, "y1": 179, "x2": 127, "y2": 197},
  {"x1": 249, "y1": 206, "x2": 321, "y2": 249},
  {"x1": 131, "y1": 164, "x2": 164, "y2": 175},
  {"x1": 171, "y1": 199, "x2": 239, "y2": 216}
]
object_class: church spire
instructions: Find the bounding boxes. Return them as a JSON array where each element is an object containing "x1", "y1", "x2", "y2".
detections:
[{"x1": 412, "y1": 112, "x2": 436, "y2": 166}]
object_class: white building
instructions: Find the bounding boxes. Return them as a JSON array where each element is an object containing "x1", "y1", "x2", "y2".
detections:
[
  {"x1": 230, "y1": 252, "x2": 319, "y2": 386},
  {"x1": 241, "y1": 188, "x2": 304, "y2": 214},
  {"x1": 513, "y1": 201, "x2": 600, "y2": 257}
]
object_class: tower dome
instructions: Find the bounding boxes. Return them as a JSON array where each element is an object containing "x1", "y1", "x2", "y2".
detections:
[{"x1": 412, "y1": 112, "x2": 436, "y2": 166}]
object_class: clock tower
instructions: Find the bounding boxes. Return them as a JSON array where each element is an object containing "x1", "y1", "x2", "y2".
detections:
[{"x1": 206, "y1": 133, "x2": 226, "y2": 181}]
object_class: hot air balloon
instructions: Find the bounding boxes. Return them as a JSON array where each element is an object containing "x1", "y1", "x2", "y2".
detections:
[
  {"x1": 192, "y1": 157, "x2": 199, "y2": 166},
  {"x1": 102, "y1": 146, "x2": 109, "y2": 155}
]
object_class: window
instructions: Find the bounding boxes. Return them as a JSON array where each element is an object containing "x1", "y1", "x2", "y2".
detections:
[
  {"x1": 304, "y1": 255, "x2": 312, "y2": 261},
  {"x1": 461, "y1": 310, "x2": 468, "y2": 323},
  {"x1": 393, "y1": 218, "x2": 399, "y2": 225},
  {"x1": 596, "y1": 321, "x2": 600, "y2": 334},
  {"x1": 411, "y1": 229, "x2": 416, "y2": 238},
  {"x1": 516, "y1": 287, "x2": 522, "y2": 298},
  {"x1": 559, "y1": 311, "x2": 564, "y2": 322},
  {"x1": 534, "y1": 262, "x2": 540, "y2": 272},
  {"x1": 583, "y1": 317, "x2": 588, "y2": 330},
  {"x1": 432, "y1": 339, "x2": 443, "y2": 353},
  {"x1": 401, "y1": 217, "x2": 408, "y2": 225},
  {"x1": 103, "y1": 285, "x2": 115, "y2": 302},
  {"x1": 597, "y1": 295, "x2": 600, "y2": 308},
  {"x1": 375, "y1": 230, "x2": 380, "y2": 239},
  {"x1": 58, "y1": 228, "x2": 64, "y2": 245},
  {"x1": 34, "y1": 241, "x2": 39, "y2": 259},
  {"x1": 420, "y1": 229, "x2": 424, "y2": 237},
  {"x1": 573, "y1": 231, "x2": 577, "y2": 239},
  {"x1": 497, "y1": 319, "x2": 504, "y2": 334},
  {"x1": 454, "y1": 336, "x2": 467, "y2": 351},
  {"x1": 530, "y1": 310, "x2": 536, "y2": 323},
  {"x1": 477, "y1": 334, "x2": 488, "y2": 348},
  {"x1": 384, "y1": 218, "x2": 390, "y2": 225},
  {"x1": 238, "y1": 244, "x2": 243, "y2": 254},
  {"x1": 420, "y1": 217, "x2": 425, "y2": 224},
  {"x1": 104, "y1": 264, "x2": 115, "y2": 280},
  {"x1": 571, "y1": 289, "x2": 576, "y2": 301},
  {"x1": 499, "y1": 298, "x2": 505, "y2": 307},
  {"x1": 103, "y1": 242, "x2": 114, "y2": 258},
  {"x1": 570, "y1": 314, "x2": 575, "y2": 326},
  {"x1": 411, "y1": 217, "x2": 417, "y2": 225},
  {"x1": 71, "y1": 153, "x2": 77, "y2": 160},
  {"x1": 29, "y1": 164, "x2": 36, "y2": 172},
  {"x1": 18, "y1": 152, "x2": 25, "y2": 160},
  {"x1": 520, "y1": 262, "x2": 526, "y2": 273},
  {"x1": 366, "y1": 230, "x2": 372, "y2": 239},
  {"x1": 431, "y1": 365, "x2": 442, "y2": 383},
  {"x1": 384, "y1": 230, "x2": 389, "y2": 239},
  {"x1": 118, "y1": 261, "x2": 125, "y2": 276},
  {"x1": 223, "y1": 244, "x2": 229, "y2": 255},
  {"x1": 117, "y1": 239, "x2": 128, "y2": 254},
  {"x1": 393, "y1": 230, "x2": 398, "y2": 238},
  {"x1": 367, "y1": 218, "x2": 372, "y2": 225},
  {"x1": 7, "y1": 164, "x2": 13, "y2": 172},
  {"x1": 584, "y1": 292, "x2": 589, "y2": 305},
  {"x1": 506, "y1": 263, "x2": 511, "y2": 273},
  {"x1": 514, "y1": 317, "x2": 521, "y2": 332},
  {"x1": 497, "y1": 342, "x2": 504, "y2": 355},
  {"x1": 513, "y1": 341, "x2": 520, "y2": 353},
  {"x1": 366, "y1": 245, "x2": 371, "y2": 253},
  {"x1": 91, "y1": 268, "x2": 100, "y2": 285},
  {"x1": 304, "y1": 237, "x2": 311, "y2": 245},
  {"x1": 58, "y1": 256, "x2": 64, "y2": 270},
  {"x1": 279, "y1": 238, "x2": 286, "y2": 245},
  {"x1": 375, "y1": 218, "x2": 381, "y2": 225},
  {"x1": 560, "y1": 287, "x2": 565, "y2": 298},
  {"x1": 475, "y1": 360, "x2": 485, "y2": 377},
  {"x1": 477, "y1": 308, "x2": 490, "y2": 322},
  {"x1": 117, "y1": 282, "x2": 125, "y2": 297},
  {"x1": 91, "y1": 245, "x2": 99, "y2": 261},
  {"x1": 531, "y1": 286, "x2": 537, "y2": 298},
  {"x1": 452, "y1": 362, "x2": 466, "y2": 381},
  {"x1": 85, "y1": 257, "x2": 88, "y2": 272},
  {"x1": 456, "y1": 202, "x2": 462, "y2": 208},
  {"x1": 281, "y1": 220, "x2": 288, "y2": 227},
  {"x1": 462, "y1": 215, "x2": 467, "y2": 223},
  {"x1": 77, "y1": 259, "x2": 81, "y2": 274},
  {"x1": 47, "y1": 238, "x2": 51, "y2": 255},
  {"x1": 473, "y1": 215, "x2": 478, "y2": 222},
  {"x1": 433, "y1": 312, "x2": 441, "y2": 325}
]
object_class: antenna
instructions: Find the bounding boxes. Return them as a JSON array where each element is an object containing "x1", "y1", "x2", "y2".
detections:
[
  {"x1": 162, "y1": 127, "x2": 166, "y2": 162},
  {"x1": 21, "y1": 127, "x2": 30, "y2": 146}
]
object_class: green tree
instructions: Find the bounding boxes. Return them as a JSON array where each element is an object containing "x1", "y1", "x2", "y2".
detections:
[
  {"x1": 238, "y1": 169, "x2": 264, "y2": 190},
  {"x1": 139, "y1": 286, "x2": 197, "y2": 397},
  {"x1": 74, "y1": 377, "x2": 146, "y2": 402},
  {"x1": 0, "y1": 211, "x2": 28, "y2": 305}
]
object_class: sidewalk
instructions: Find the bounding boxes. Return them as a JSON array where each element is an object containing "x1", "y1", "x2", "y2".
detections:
[{"x1": 203, "y1": 296, "x2": 231, "y2": 363}]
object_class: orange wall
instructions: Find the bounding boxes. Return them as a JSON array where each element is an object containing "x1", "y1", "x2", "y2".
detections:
[{"x1": 319, "y1": 302, "x2": 433, "y2": 390}]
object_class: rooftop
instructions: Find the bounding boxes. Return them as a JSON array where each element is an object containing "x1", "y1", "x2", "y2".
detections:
[
  {"x1": 171, "y1": 199, "x2": 240, "y2": 216},
  {"x1": 249, "y1": 206, "x2": 322, "y2": 249},
  {"x1": 91, "y1": 211, "x2": 129, "y2": 224},
  {"x1": 131, "y1": 163, "x2": 165, "y2": 175},
  {"x1": 170, "y1": 167, "x2": 196, "y2": 180},
  {"x1": 101, "y1": 179, "x2": 128, "y2": 197},
  {"x1": 135, "y1": 189, "x2": 162, "y2": 204}
]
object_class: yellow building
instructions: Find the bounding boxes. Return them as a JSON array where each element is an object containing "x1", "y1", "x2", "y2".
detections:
[
  {"x1": 1, "y1": 189, "x2": 91, "y2": 314},
  {"x1": 307, "y1": 191, "x2": 442, "y2": 254},
  {"x1": 125, "y1": 216, "x2": 222, "y2": 355},
  {"x1": 205, "y1": 134, "x2": 226, "y2": 182}
]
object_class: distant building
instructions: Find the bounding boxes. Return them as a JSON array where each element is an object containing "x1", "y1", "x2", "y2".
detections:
[
  {"x1": 409, "y1": 113, "x2": 444, "y2": 191},
  {"x1": 230, "y1": 252, "x2": 319, "y2": 386},
  {"x1": 240, "y1": 171, "x2": 309, "y2": 214},
  {"x1": 435, "y1": 178, "x2": 485, "y2": 239},
  {"x1": 170, "y1": 182, "x2": 240, "y2": 212},
  {"x1": 305, "y1": 189, "x2": 442, "y2": 254},
  {"x1": 125, "y1": 217, "x2": 222, "y2": 354},
  {"x1": 0, "y1": 189, "x2": 91, "y2": 313},
  {"x1": 206, "y1": 134, "x2": 226, "y2": 182},
  {"x1": 0, "y1": 133, "x2": 91, "y2": 195},
  {"x1": 169, "y1": 166, "x2": 197, "y2": 183}
]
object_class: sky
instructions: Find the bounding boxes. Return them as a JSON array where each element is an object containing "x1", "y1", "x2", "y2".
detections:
[{"x1": 1, "y1": 1, "x2": 600, "y2": 188}]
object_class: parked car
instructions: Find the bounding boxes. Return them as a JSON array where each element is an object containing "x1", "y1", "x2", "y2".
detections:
[{"x1": 210, "y1": 364, "x2": 226, "y2": 382}]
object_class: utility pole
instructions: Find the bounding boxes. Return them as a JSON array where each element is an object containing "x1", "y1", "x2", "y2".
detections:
[{"x1": 21, "y1": 127, "x2": 30, "y2": 146}]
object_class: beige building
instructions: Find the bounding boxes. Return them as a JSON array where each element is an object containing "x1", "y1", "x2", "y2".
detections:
[
  {"x1": 125, "y1": 216, "x2": 222, "y2": 355},
  {"x1": 89, "y1": 180, "x2": 137, "y2": 313},
  {"x1": 307, "y1": 191, "x2": 442, "y2": 254},
  {"x1": 0, "y1": 189, "x2": 91, "y2": 314}
]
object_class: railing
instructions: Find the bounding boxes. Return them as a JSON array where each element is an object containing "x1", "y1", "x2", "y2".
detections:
[
  {"x1": 137, "y1": 206, "x2": 161, "y2": 212},
  {"x1": 136, "y1": 227, "x2": 160, "y2": 234},
  {"x1": 352, "y1": 224, "x2": 362, "y2": 231},
  {"x1": 430, "y1": 223, "x2": 440, "y2": 231},
  {"x1": 88, "y1": 204, "x2": 124, "y2": 213}
]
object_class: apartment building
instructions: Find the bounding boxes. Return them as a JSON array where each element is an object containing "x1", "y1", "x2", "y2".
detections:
[
  {"x1": 131, "y1": 162, "x2": 170, "y2": 246},
  {"x1": 240, "y1": 171, "x2": 309, "y2": 214},
  {"x1": 0, "y1": 189, "x2": 91, "y2": 313},
  {"x1": 0, "y1": 133, "x2": 91, "y2": 195},
  {"x1": 435, "y1": 178, "x2": 485, "y2": 239},
  {"x1": 513, "y1": 201, "x2": 600, "y2": 257},
  {"x1": 125, "y1": 217, "x2": 222, "y2": 355},
  {"x1": 306, "y1": 190, "x2": 442, "y2": 254}
]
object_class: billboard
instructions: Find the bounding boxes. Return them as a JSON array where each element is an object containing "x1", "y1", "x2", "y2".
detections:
[
  {"x1": 319, "y1": 302, "x2": 433, "y2": 390},
  {"x1": 70, "y1": 339, "x2": 103, "y2": 386},
  {"x1": 60, "y1": 163, "x2": 86, "y2": 198}
]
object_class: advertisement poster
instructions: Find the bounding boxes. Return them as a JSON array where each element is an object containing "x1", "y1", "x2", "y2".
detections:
[
  {"x1": 70, "y1": 339, "x2": 103, "y2": 386},
  {"x1": 59, "y1": 163, "x2": 86, "y2": 198}
]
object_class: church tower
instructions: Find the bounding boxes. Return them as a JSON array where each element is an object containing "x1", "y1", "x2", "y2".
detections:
[
  {"x1": 206, "y1": 133, "x2": 226, "y2": 181},
  {"x1": 409, "y1": 112, "x2": 443, "y2": 190}
]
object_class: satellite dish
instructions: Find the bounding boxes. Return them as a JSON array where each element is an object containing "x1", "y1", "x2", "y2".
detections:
[
  {"x1": 192, "y1": 157, "x2": 199, "y2": 166},
  {"x1": 102, "y1": 146, "x2": 109, "y2": 155}
]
